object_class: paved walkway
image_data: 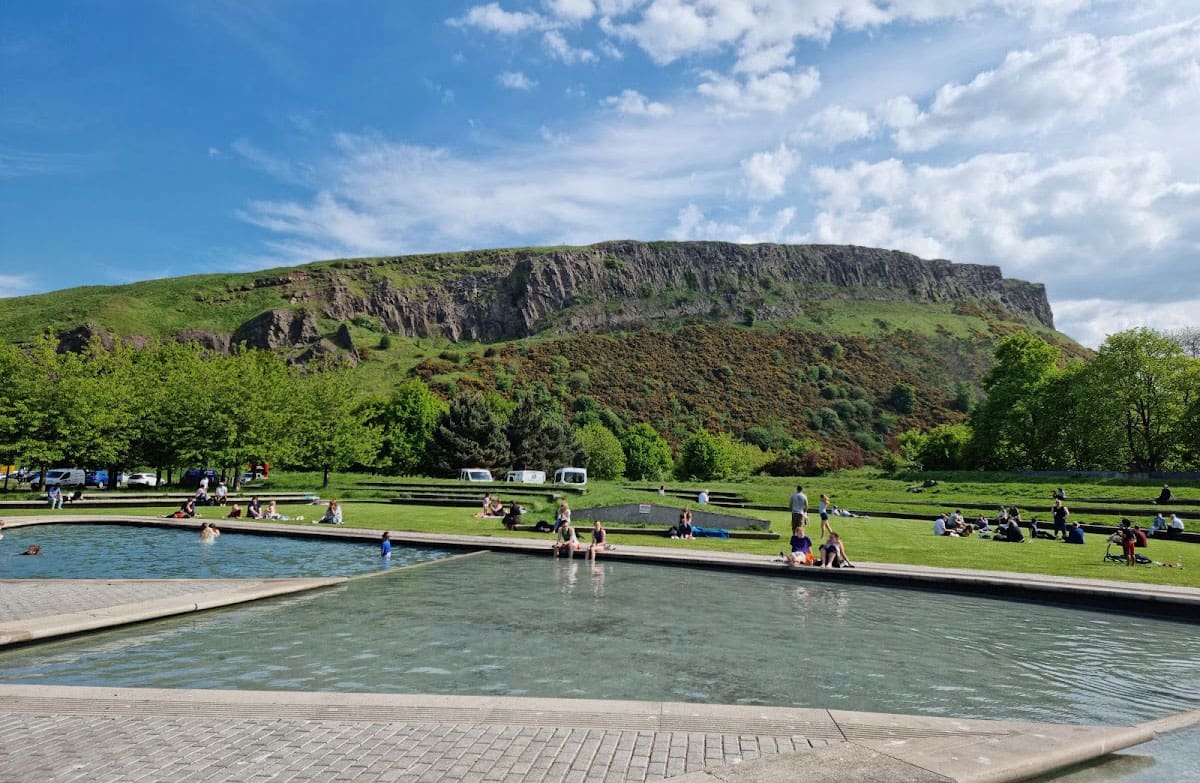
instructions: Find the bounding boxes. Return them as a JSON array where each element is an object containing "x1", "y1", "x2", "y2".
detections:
[
  {"x1": 0, "y1": 686, "x2": 1168, "y2": 783},
  {"x1": 1, "y1": 515, "x2": 1197, "y2": 782}
]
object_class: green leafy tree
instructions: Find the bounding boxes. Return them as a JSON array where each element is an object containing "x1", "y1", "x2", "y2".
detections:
[
  {"x1": 370, "y1": 379, "x2": 445, "y2": 475},
  {"x1": 885, "y1": 383, "x2": 916, "y2": 414},
  {"x1": 917, "y1": 423, "x2": 972, "y2": 470},
  {"x1": 675, "y1": 427, "x2": 732, "y2": 481},
  {"x1": 292, "y1": 365, "x2": 381, "y2": 487},
  {"x1": 620, "y1": 422, "x2": 673, "y2": 480},
  {"x1": 577, "y1": 423, "x2": 625, "y2": 480},
  {"x1": 206, "y1": 349, "x2": 297, "y2": 487},
  {"x1": 968, "y1": 331, "x2": 1059, "y2": 469},
  {"x1": 505, "y1": 390, "x2": 580, "y2": 471},
  {"x1": 1090, "y1": 328, "x2": 1190, "y2": 472},
  {"x1": 428, "y1": 393, "x2": 510, "y2": 476}
]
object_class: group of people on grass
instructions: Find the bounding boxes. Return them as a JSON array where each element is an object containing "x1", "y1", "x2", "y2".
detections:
[{"x1": 783, "y1": 485, "x2": 854, "y2": 568}]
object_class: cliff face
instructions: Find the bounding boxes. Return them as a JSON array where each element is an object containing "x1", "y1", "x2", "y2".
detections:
[{"x1": 299, "y1": 241, "x2": 1053, "y2": 342}]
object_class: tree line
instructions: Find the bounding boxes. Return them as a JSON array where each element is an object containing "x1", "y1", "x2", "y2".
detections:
[{"x1": 900, "y1": 328, "x2": 1200, "y2": 473}]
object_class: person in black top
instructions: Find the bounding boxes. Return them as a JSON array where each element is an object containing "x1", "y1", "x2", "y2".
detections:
[
  {"x1": 1155, "y1": 485, "x2": 1173, "y2": 504},
  {"x1": 1052, "y1": 500, "x2": 1070, "y2": 540}
]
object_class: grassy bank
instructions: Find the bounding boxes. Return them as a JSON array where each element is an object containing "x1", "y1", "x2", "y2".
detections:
[{"x1": 4, "y1": 469, "x2": 1197, "y2": 588}]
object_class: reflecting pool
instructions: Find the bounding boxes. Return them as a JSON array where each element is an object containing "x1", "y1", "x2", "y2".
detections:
[
  {"x1": 0, "y1": 523, "x2": 447, "y2": 579},
  {"x1": 0, "y1": 552, "x2": 1196, "y2": 729}
]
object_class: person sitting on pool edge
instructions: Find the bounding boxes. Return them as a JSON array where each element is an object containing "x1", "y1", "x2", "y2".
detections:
[
  {"x1": 783, "y1": 523, "x2": 813, "y2": 566},
  {"x1": 554, "y1": 519, "x2": 580, "y2": 556},
  {"x1": 588, "y1": 520, "x2": 612, "y2": 561},
  {"x1": 818, "y1": 532, "x2": 852, "y2": 568}
]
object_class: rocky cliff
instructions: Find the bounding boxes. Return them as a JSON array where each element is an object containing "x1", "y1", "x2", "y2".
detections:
[{"x1": 235, "y1": 241, "x2": 1053, "y2": 347}]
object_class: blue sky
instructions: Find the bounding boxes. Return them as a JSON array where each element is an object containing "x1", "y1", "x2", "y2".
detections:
[{"x1": 2, "y1": 1, "x2": 1199, "y2": 346}]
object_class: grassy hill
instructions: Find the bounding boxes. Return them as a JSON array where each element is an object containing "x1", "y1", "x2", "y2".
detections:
[{"x1": 0, "y1": 242, "x2": 1085, "y2": 462}]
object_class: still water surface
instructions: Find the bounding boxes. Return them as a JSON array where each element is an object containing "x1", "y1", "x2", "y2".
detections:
[{"x1": 0, "y1": 550, "x2": 1195, "y2": 729}]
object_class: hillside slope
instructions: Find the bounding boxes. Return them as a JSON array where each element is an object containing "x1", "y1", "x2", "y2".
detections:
[{"x1": 1, "y1": 241, "x2": 1079, "y2": 462}]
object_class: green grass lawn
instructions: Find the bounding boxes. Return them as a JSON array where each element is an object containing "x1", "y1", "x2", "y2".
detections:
[{"x1": 5, "y1": 468, "x2": 1197, "y2": 588}]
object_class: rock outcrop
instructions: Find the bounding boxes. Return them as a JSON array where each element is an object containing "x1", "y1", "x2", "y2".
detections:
[
  {"x1": 295, "y1": 241, "x2": 1054, "y2": 343},
  {"x1": 231, "y1": 308, "x2": 320, "y2": 350}
]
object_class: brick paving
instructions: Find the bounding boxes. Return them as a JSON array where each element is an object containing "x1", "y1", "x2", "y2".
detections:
[{"x1": 0, "y1": 711, "x2": 824, "y2": 782}]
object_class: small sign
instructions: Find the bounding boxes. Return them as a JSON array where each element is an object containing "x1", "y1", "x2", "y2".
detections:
[{"x1": 638, "y1": 504, "x2": 652, "y2": 515}]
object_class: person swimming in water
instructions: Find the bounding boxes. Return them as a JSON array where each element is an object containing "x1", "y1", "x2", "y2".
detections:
[{"x1": 20, "y1": 544, "x2": 41, "y2": 556}]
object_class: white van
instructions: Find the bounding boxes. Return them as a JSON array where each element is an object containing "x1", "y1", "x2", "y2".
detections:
[
  {"x1": 552, "y1": 467, "x2": 588, "y2": 486},
  {"x1": 505, "y1": 470, "x2": 546, "y2": 484},
  {"x1": 458, "y1": 468, "x2": 494, "y2": 482},
  {"x1": 44, "y1": 468, "x2": 86, "y2": 488}
]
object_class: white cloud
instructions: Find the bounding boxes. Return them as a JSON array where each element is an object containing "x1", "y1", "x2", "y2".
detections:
[
  {"x1": 606, "y1": 1, "x2": 1098, "y2": 72},
  {"x1": 668, "y1": 202, "x2": 797, "y2": 243},
  {"x1": 1053, "y1": 298, "x2": 1200, "y2": 349},
  {"x1": 805, "y1": 151, "x2": 1200, "y2": 306},
  {"x1": 207, "y1": 147, "x2": 221, "y2": 158},
  {"x1": 545, "y1": 0, "x2": 596, "y2": 23},
  {"x1": 740, "y1": 144, "x2": 798, "y2": 201},
  {"x1": 697, "y1": 67, "x2": 820, "y2": 113},
  {"x1": 543, "y1": 29, "x2": 597, "y2": 63},
  {"x1": 888, "y1": 18, "x2": 1200, "y2": 151},
  {"x1": 238, "y1": 120, "x2": 743, "y2": 263},
  {"x1": 497, "y1": 71, "x2": 538, "y2": 90},
  {"x1": 0, "y1": 273, "x2": 37, "y2": 298},
  {"x1": 602, "y1": 88, "x2": 672, "y2": 116},
  {"x1": 795, "y1": 105, "x2": 873, "y2": 147},
  {"x1": 448, "y1": 3, "x2": 546, "y2": 34}
]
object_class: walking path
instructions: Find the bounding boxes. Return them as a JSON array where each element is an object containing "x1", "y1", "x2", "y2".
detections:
[{"x1": 2, "y1": 515, "x2": 1198, "y2": 781}]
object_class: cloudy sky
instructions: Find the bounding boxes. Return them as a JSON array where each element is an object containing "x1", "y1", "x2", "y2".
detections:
[{"x1": 2, "y1": 1, "x2": 1198, "y2": 346}]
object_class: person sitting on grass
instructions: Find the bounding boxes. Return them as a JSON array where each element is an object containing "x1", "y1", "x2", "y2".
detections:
[
  {"x1": 1133, "y1": 525, "x2": 1149, "y2": 548},
  {"x1": 975, "y1": 514, "x2": 991, "y2": 533},
  {"x1": 502, "y1": 501, "x2": 523, "y2": 531},
  {"x1": 677, "y1": 507, "x2": 694, "y2": 539},
  {"x1": 1064, "y1": 521, "x2": 1085, "y2": 544},
  {"x1": 168, "y1": 497, "x2": 197, "y2": 519},
  {"x1": 1155, "y1": 484, "x2": 1173, "y2": 504},
  {"x1": 263, "y1": 500, "x2": 283, "y2": 520},
  {"x1": 318, "y1": 499, "x2": 343, "y2": 524},
  {"x1": 474, "y1": 494, "x2": 495, "y2": 518},
  {"x1": 246, "y1": 497, "x2": 262, "y2": 519},
  {"x1": 994, "y1": 518, "x2": 1024, "y2": 543},
  {"x1": 553, "y1": 500, "x2": 571, "y2": 533},
  {"x1": 783, "y1": 524, "x2": 813, "y2": 566},
  {"x1": 227, "y1": 503, "x2": 242, "y2": 519},
  {"x1": 818, "y1": 532, "x2": 852, "y2": 568}
]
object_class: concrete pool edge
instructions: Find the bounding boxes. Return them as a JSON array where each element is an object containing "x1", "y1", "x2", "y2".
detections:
[
  {"x1": 6, "y1": 515, "x2": 1200, "y2": 620},
  {"x1": 0, "y1": 576, "x2": 347, "y2": 647},
  {"x1": 0, "y1": 684, "x2": 1167, "y2": 783}
]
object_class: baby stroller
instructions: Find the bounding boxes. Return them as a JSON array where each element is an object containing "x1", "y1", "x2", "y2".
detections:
[{"x1": 1103, "y1": 541, "x2": 1152, "y2": 565}]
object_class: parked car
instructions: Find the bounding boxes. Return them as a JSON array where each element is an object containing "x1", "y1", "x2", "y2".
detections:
[
  {"x1": 458, "y1": 468, "x2": 494, "y2": 482},
  {"x1": 552, "y1": 467, "x2": 588, "y2": 486},
  {"x1": 182, "y1": 468, "x2": 219, "y2": 488},
  {"x1": 43, "y1": 468, "x2": 86, "y2": 488},
  {"x1": 126, "y1": 472, "x2": 158, "y2": 488},
  {"x1": 505, "y1": 470, "x2": 546, "y2": 484}
]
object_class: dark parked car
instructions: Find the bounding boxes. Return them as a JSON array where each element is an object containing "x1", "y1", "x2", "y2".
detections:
[{"x1": 182, "y1": 468, "x2": 219, "y2": 488}]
